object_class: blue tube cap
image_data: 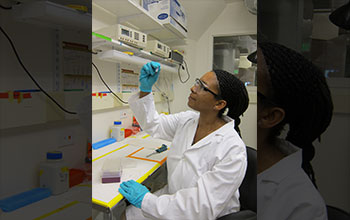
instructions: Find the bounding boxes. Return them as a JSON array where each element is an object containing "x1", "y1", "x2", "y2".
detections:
[{"x1": 47, "y1": 151, "x2": 62, "y2": 160}]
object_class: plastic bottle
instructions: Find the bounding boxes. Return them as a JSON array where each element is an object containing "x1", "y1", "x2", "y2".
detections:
[
  {"x1": 111, "y1": 121, "x2": 125, "y2": 141},
  {"x1": 39, "y1": 151, "x2": 69, "y2": 195}
]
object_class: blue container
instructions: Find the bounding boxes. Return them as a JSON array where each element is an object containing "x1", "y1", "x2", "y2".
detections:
[{"x1": 0, "y1": 188, "x2": 51, "y2": 212}]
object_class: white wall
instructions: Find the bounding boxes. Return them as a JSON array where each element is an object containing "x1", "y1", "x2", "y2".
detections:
[
  {"x1": 171, "y1": 1, "x2": 257, "y2": 148},
  {"x1": 0, "y1": 7, "x2": 90, "y2": 198},
  {"x1": 91, "y1": 57, "x2": 171, "y2": 142},
  {"x1": 0, "y1": 122, "x2": 87, "y2": 198}
]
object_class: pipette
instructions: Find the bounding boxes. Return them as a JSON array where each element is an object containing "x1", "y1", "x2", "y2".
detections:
[{"x1": 146, "y1": 144, "x2": 168, "y2": 157}]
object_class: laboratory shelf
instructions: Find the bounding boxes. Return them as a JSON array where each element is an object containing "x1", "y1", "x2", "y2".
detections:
[
  {"x1": 98, "y1": 49, "x2": 178, "y2": 74},
  {"x1": 92, "y1": 34, "x2": 179, "y2": 73},
  {"x1": 12, "y1": 1, "x2": 91, "y2": 31},
  {"x1": 92, "y1": 0, "x2": 186, "y2": 41}
]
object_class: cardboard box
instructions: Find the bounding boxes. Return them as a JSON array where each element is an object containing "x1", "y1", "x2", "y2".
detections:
[{"x1": 143, "y1": 0, "x2": 187, "y2": 37}]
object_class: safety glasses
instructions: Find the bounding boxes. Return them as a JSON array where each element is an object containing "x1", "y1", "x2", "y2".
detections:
[
  {"x1": 247, "y1": 50, "x2": 257, "y2": 64},
  {"x1": 194, "y1": 78, "x2": 221, "y2": 99}
]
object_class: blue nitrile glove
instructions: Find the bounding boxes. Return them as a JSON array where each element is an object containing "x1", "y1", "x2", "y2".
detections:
[
  {"x1": 118, "y1": 180, "x2": 150, "y2": 208},
  {"x1": 139, "y1": 61, "x2": 161, "y2": 92}
]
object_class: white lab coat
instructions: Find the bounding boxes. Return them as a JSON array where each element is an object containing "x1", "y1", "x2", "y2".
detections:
[
  {"x1": 257, "y1": 139, "x2": 328, "y2": 220},
  {"x1": 126, "y1": 93, "x2": 247, "y2": 220}
]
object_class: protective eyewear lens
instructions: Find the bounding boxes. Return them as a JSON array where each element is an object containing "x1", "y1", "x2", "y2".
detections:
[{"x1": 194, "y1": 78, "x2": 220, "y2": 98}]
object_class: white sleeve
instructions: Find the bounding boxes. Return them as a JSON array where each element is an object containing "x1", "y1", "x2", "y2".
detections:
[
  {"x1": 128, "y1": 92, "x2": 190, "y2": 142},
  {"x1": 286, "y1": 204, "x2": 328, "y2": 220},
  {"x1": 140, "y1": 147, "x2": 247, "y2": 220}
]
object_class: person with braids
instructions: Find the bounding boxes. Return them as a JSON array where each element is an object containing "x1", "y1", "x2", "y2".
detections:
[
  {"x1": 118, "y1": 62, "x2": 250, "y2": 219},
  {"x1": 256, "y1": 42, "x2": 333, "y2": 220}
]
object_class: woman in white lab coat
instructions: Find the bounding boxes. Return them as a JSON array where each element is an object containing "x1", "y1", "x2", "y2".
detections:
[
  {"x1": 256, "y1": 42, "x2": 333, "y2": 220},
  {"x1": 118, "y1": 62, "x2": 250, "y2": 220}
]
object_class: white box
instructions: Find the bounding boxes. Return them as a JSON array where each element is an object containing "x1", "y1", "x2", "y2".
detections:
[
  {"x1": 116, "y1": 24, "x2": 147, "y2": 49},
  {"x1": 144, "y1": 0, "x2": 187, "y2": 36},
  {"x1": 145, "y1": 40, "x2": 170, "y2": 58},
  {"x1": 142, "y1": 0, "x2": 159, "y2": 11},
  {"x1": 165, "y1": 16, "x2": 187, "y2": 38}
]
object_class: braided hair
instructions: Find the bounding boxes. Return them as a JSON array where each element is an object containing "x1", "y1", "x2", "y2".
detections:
[
  {"x1": 259, "y1": 42, "x2": 333, "y2": 186},
  {"x1": 213, "y1": 69, "x2": 249, "y2": 137}
]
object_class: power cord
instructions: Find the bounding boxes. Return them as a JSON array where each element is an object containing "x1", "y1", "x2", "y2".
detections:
[
  {"x1": 0, "y1": 26, "x2": 77, "y2": 114},
  {"x1": 92, "y1": 62, "x2": 128, "y2": 104},
  {"x1": 154, "y1": 84, "x2": 171, "y2": 114},
  {"x1": 0, "y1": 4, "x2": 12, "y2": 9},
  {"x1": 0, "y1": 1, "x2": 20, "y2": 10},
  {"x1": 178, "y1": 59, "x2": 190, "y2": 83}
]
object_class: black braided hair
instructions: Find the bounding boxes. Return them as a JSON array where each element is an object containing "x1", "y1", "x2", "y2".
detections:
[
  {"x1": 213, "y1": 69, "x2": 249, "y2": 137},
  {"x1": 259, "y1": 42, "x2": 333, "y2": 186}
]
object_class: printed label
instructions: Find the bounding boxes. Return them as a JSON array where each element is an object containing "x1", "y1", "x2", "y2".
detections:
[{"x1": 158, "y1": 13, "x2": 168, "y2": 20}]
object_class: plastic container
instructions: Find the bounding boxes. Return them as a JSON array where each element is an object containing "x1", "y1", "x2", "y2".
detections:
[
  {"x1": 69, "y1": 169, "x2": 86, "y2": 188},
  {"x1": 0, "y1": 188, "x2": 51, "y2": 212},
  {"x1": 39, "y1": 151, "x2": 69, "y2": 195},
  {"x1": 101, "y1": 158, "x2": 122, "y2": 184},
  {"x1": 124, "y1": 128, "x2": 133, "y2": 138},
  {"x1": 111, "y1": 121, "x2": 125, "y2": 142}
]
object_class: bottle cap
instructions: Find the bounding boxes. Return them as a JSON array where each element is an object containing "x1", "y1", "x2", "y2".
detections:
[
  {"x1": 114, "y1": 121, "x2": 122, "y2": 125},
  {"x1": 47, "y1": 151, "x2": 62, "y2": 160}
]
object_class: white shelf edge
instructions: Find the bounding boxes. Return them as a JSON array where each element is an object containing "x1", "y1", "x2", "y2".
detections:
[
  {"x1": 97, "y1": 49, "x2": 178, "y2": 74},
  {"x1": 13, "y1": 1, "x2": 92, "y2": 31},
  {"x1": 92, "y1": 35, "x2": 179, "y2": 73}
]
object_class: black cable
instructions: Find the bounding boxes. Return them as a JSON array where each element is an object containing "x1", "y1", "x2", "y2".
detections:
[
  {"x1": 178, "y1": 59, "x2": 190, "y2": 83},
  {"x1": 155, "y1": 84, "x2": 171, "y2": 114},
  {"x1": 166, "y1": 96, "x2": 171, "y2": 114},
  {"x1": 0, "y1": 4, "x2": 12, "y2": 9},
  {"x1": 0, "y1": 1, "x2": 20, "y2": 10},
  {"x1": 0, "y1": 26, "x2": 77, "y2": 114},
  {"x1": 161, "y1": 79, "x2": 171, "y2": 114},
  {"x1": 92, "y1": 62, "x2": 128, "y2": 104}
]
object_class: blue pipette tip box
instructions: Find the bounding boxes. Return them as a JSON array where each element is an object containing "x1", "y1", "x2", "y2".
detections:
[{"x1": 0, "y1": 188, "x2": 51, "y2": 212}]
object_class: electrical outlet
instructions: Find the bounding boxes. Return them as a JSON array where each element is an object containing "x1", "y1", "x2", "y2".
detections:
[
  {"x1": 120, "y1": 110, "x2": 128, "y2": 119},
  {"x1": 57, "y1": 131, "x2": 74, "y2": 148},
  {"x1": 63, "y1": 135, "x2": 73, "y2": 146}
]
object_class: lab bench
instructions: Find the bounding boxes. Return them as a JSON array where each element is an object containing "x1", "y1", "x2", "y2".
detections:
[{"x1": 92, "y1": 132, "x2": 170, "y2": 220}]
